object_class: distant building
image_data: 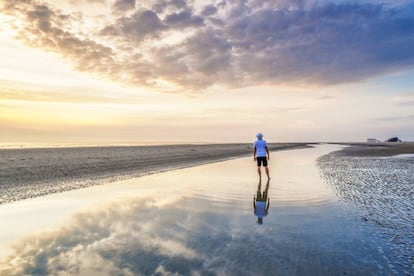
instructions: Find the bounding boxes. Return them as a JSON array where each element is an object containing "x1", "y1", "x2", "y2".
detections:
[{"x1": 367, "y1": 138, "x2": 380, "y2": 143}]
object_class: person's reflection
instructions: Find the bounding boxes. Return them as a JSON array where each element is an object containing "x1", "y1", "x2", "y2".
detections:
[{"x1": 253, "y1": 179, "x2": 270, "y2": 225}]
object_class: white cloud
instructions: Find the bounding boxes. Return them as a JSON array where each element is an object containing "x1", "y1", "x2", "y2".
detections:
[{"x1": 2, "y1": 0, "x2": 414, "y2": 91}]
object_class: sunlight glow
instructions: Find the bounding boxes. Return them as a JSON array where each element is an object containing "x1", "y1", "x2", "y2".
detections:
[{"x1": 1, "y1": 0, "x2": 413, "y2": 145}]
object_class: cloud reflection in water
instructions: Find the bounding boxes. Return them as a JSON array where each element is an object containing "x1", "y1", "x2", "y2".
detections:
[
  {"x1": 2, "y1": 198, "x2": 211, "y2": 275},
  {"x1": 0, "y1": 146, "x2": 399, "y2": 275},
  {"x1": 1, "y1": 192, "x2": 390, "y2": 275}
]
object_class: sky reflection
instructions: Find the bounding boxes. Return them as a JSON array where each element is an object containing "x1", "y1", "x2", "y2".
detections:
[
  {"x1": 0, "y1": 145, "x2": 397, "y2": 275},
  {"x1": 1, "y1": 195, "x2": 389, "y2": 275}
]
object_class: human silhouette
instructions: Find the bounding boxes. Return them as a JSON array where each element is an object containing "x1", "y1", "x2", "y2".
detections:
[
  {"x1": 253, "y1": 133, "x2": 270, "y2": 180},
  {"x1": 253, "y1": 178, "x2": 270, "y2": 225}
]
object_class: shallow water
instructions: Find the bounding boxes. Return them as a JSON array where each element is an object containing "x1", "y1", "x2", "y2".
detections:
[
  {"x1": 0, "y1": 145, "x2": 403, "y2": 275},
  {"x1": 318, "y1": 151, "x2": 414, "y2": 274},
  {"x1": 0, "y1": 143, "x2": 302, "y2": 205}
]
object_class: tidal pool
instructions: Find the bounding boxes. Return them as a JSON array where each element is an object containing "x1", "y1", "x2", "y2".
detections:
[{"x1": 0, "y1": 145, "x2": 399, "y2": 275}]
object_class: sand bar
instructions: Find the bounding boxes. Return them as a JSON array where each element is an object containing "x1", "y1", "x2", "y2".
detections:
[
  {"x1": 333, "y1": 141, "x2": 414, "y2": 156},
  {"x1": 0, "y1": 143, "x2": 308, "y2": 204}
]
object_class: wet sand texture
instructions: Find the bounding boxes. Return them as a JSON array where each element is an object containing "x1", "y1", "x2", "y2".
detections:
[
  {"x1": 318, "y1": 151, "x2": 414, "y2": 273},
  {"x1": 0, "y1": 143, "x2": 306, "y2": 204}
]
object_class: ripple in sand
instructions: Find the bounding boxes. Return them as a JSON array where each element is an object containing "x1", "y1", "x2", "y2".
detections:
[{"x1": 317, "y1": 153, "x2": 414, "y2": 273}]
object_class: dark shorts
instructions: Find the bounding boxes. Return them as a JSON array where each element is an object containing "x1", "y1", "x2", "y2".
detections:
[
  {"x1": 256, "y1": 156, "x2": 268, "y2": 167},
  {"x1": 256, "y1": 191, "x2": 268, "y2": 201}
]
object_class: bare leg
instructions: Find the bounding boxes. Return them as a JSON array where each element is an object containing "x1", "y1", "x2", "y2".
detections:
[
  {"x1": 265, "y1": 166, "x2": 270, "y2": 179},
  {"x1": 264, "y1": 178, "x2": 270, "y2": 194},
  {"x1": 257, "y1": 179, "x2": 262, "y2": 194},
  {"x1": 257, "y1": 167, "x2": 262, "y2": 180}
]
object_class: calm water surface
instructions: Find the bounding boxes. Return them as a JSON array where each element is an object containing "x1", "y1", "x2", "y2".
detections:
[{"x1": 0, "y1": 145, "x2": 401, "y2": 275}]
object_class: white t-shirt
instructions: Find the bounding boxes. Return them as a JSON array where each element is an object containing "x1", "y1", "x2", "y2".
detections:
[
  {"x1": 254, "y1": 139, "x2": 268, "y2": 157},
  {"x1": 255, "y1": 201, "x2": 267, "y2": 218}
]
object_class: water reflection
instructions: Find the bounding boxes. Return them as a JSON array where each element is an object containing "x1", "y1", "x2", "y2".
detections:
[
  {"x1": 0, "y1": 191, "x2": 390, "y2": 275},
  {"x1": 0, "y1": 145, "x2": 400, "y2": 275},
  {"x1": 0, "y1": 198, "x2": 205, "y2": 275},
  {"x1": 253, "y1": 179, "x2": 270, "y2": 225}
]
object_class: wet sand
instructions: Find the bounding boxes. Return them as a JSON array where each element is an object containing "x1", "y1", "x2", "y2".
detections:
[
  {"x1": 0, "y1": 143, "x2": 307, "y2": 205},
  {"x1": 318, "y1": 145, "x2": 414, "y2": 273},
  {"x1": 0, "y1": 144, "x2": 401, "y2": 275}
]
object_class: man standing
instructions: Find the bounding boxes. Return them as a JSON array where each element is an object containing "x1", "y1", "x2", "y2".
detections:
[{"x1": 253, "y1": 132, "x2": 270, "y2": 180}]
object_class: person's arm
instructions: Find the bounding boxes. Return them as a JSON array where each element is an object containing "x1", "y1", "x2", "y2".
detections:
[
  {"x1": 253, "y1": 197, "x2": 256, "y2": 213},
  {"x1": 266, "y1": 146, "x2": 270, "y2": 160},
  {"x1": 253, "y1": 146, "x2": 257, "y2": 161},
  {"x1": 266, "y1": 198, "x2": 270, "y2": 211}
]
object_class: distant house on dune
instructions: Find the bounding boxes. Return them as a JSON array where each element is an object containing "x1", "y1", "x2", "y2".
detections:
[
  {"x1": 386, "y1": 137, "x2": 402, "y2": 142},
  {"x1": 367, "y1": 138, "x2": 381, "y2": 143}
]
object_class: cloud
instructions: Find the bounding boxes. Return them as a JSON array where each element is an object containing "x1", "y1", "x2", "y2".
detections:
[
  {"x1": 1, "y1": 190, "x2": 389, "y2": 275},
  {"x1": 2, "y1": 0, "x2": 414, "y2": 91},
  {"x1": 372, "y1": 114, "x2": 414, "y2": 122},
  {"x1": 102, "y1": 9, "x2": 166, "y2": 40},
  {"x1": 0, "y1": 199, "x2": 201, "y2": 275},
  {"x1": 112, "y1": 0, "x2": 136, "y2": 13},
  {"x1": 151, "y1": 30, "x2": 234, "y2": 88},
  {"x1": 201, "y1": 5, "x2": 218, "y2": 17},
  {"x1": 317, "y1": 95, "x2": 335, "y2": 101},
  {"x1": 0, "y1": 86, "x2": 129, "y2": 104},
  {"x1": 0, "y1": 197, "x2": 253, "y2": 275},
  {"x1": 164, "y1": 10, "x2": 204, "y2": 28},
  {"x1": 393, "y1": 92, "x2": 414, "y2": 106},
  {"x1": 69, "y1": 0, "x2": 106, "y2": 3},
  {"x1": 151, "y1": 0, "x2": 189, "y2": 13}
]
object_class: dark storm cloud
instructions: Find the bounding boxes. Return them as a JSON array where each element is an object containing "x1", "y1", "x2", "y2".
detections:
[{"x1": 3, "y1": 0, "x2": 414, "y2": 90}]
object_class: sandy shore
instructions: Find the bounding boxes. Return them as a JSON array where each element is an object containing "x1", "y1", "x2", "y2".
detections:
[
  {"x1": 332, "y1": 142, "x2": 414, "y2": 156},
  {"x1": 318, "y1": 144, "x2": 414, "y2": 272},
  {"x1": 0, "y1": 143, "x2": 308, "y2": 204}
]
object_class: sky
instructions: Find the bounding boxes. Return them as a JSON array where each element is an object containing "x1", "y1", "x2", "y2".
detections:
[{"x1": 1, "y1": 0, "x2": 414, "y2": 145}]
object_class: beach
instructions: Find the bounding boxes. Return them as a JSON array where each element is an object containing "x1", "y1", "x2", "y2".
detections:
[
  {"x1": 1, "y1": 144, "x2": 412, "y2": 275},
  {"x1": 0, "y1": 143, "x2": 307, "y2": 205},
  {"x1": 318, "y1": 143, "x2": 414, "y2": 273},
  {"x1": 3, "y1": 0, "x2": 414, "y2": 274}
]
